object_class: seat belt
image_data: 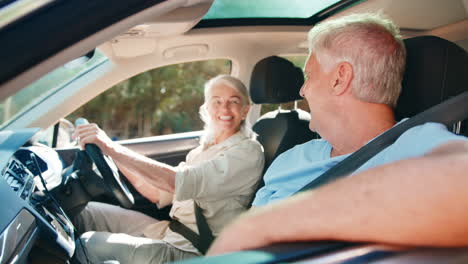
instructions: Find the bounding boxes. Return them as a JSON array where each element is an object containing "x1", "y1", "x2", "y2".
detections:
[
  {"x1": 194, "y1": 201, "x2": 215, "y2": 252},
  {"x1": 298, "y1": 90, "x2": 468, "y2": 192},
  {"x1": 168, "y1": 202, "x2": 214, "y2": 254}
]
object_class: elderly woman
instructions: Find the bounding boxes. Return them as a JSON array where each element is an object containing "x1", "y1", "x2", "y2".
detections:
[{"x1": 73, "y1": 75, "x2": 264, "y2": 264}]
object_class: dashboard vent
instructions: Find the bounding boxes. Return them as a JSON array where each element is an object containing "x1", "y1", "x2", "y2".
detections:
[{"x1": 3, "y1": 159, "x2": 34, "y2": 200}]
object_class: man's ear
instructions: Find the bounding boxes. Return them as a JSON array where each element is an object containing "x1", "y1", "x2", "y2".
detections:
[{"x1": 331, "y1": 62, "x2": 353, "y2": 95}]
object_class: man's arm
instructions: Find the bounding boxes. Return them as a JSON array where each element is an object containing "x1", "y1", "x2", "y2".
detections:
[
  {"x1": 208, "y1": 141, "x2": 468, "y2": 255},
  {"x1": 74, "y1": 124, "x2": 176, "y2": 201}
]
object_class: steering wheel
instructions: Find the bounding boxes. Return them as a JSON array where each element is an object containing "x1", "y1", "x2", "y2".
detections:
[{"x1": 76, "y1": 118, "x2": 134, "y2": 208}]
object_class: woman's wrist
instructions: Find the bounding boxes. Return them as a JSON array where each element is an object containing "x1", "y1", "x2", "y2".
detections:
[{"x1": 102, "y1": 139, "x2": 121, "y2": 156}]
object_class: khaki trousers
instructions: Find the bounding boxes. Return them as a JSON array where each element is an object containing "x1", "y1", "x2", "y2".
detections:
[{"x1": 73, "y1": 202, "x2": 198, "y2": 264}]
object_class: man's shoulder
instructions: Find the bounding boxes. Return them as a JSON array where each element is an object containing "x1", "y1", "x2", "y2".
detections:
[
  {"x1": 288, "y1": 137, "x2": 326, "y2": 150},
  {"x1": 356, "y1": 122, "x2": 465, "y2": 173},
  {"x1": 405, "y1": 121, "x2": 448, "y2": 133},
  {"x1": 399, "y1": 121, "x2": 465, "y2": 141},
  {"x1": 386, "y1": 121, "x2": 467, "y2": 158},
  {"x1": 276, "y1": 138, "x2": 329, "y2": 160}
]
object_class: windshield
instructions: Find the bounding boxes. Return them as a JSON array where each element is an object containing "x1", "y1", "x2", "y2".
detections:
[{"x1": 0, "y1": 50, "x2": 108, "y2": 127}]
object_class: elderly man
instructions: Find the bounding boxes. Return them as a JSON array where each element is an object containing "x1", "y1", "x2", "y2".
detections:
[{"x1": 208, "y1": 13, "x2": 468, "y2": 254}]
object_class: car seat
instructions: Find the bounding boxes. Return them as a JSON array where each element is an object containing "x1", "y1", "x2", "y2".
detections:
[
  {"x1": 249, "y1": 56, "x2": 319, "y2": 184},
  {"x1": 396, "y1": 36, "x2": 468, "y2": 136}
]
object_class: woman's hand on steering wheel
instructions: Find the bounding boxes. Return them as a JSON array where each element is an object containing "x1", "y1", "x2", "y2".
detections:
[
  {"x1": 74, "y1": 121, "x2": 114, "y2": 154},
  {"x1": 73, "y1": 118, "x2": 134, "y2": 208}
]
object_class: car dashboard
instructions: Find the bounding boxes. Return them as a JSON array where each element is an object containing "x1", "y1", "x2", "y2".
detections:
[{"x1": 0, "y1": 128, "x2": 75, "y2": 264}]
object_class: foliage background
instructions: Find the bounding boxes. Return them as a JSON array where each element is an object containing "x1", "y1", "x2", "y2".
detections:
[{"x1": 67, "y1": 60, "x2": 231, "y2": 140}]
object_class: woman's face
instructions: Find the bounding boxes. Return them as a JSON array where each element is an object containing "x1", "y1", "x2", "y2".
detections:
[{"x1": 206, "y1": 83, "x2": 250, "y2": 137}]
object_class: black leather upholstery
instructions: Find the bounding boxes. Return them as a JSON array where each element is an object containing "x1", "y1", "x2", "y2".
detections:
[
  {"x1": 397, "y1": 36, "x2": 468, "y2": 135},
  {"x1": 254, "y1": 109, "x2": 316, "y2": 171},
  {"x1": 250, "y1": 56, "x2": 304, "y2": 104},
  {"x1": 250, "y1": 56, "x2": 318, "y2": 175}
]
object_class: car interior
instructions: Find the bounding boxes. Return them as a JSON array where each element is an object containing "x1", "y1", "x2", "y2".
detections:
[
  {"x1": 0, "y1": 0, "x2": 467, "y2": 263},
  {"x1": 250, "y1": 56, "x2": 319, "y2": 171}
]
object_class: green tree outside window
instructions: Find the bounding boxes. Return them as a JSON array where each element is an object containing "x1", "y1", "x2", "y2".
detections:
[{"x1": 67, "y1": 59, "x2": 232, "y2": 140}]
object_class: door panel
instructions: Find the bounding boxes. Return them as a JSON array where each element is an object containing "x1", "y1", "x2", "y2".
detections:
[{"x1": 119, "y1": 130, "x2": 202, "y2": 165}]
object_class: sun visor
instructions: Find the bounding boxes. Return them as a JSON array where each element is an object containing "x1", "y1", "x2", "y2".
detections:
[{"x1": 110, "y1": 2, "x2": 212, "y2": 58}]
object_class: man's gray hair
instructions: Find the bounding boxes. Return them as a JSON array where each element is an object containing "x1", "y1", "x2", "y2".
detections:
[
  {"x1": 199, "y1": 75, "x2": 253, "y2": 145},
  {"x1": 308, "y1": 13, "x2": 406, "y2": 107}
]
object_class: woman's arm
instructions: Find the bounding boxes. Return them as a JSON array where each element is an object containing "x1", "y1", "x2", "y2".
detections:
[
  {"x1": 115, "y1": 164, "x2": 160, "y2": 203},
  {"x1": 175, "y1": 140, "x2": 264, "y2": 201},
  {"x1": 208, "y1": 140, "x2": 468, "y2": 255},
  {"x1": 74, "y1": 124, "x2": 176, "y2": 201}
]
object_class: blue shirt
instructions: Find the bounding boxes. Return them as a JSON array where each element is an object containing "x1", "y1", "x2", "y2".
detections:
[{"x1": 252, "y1": 122, "x2": 467, "y2": 206}]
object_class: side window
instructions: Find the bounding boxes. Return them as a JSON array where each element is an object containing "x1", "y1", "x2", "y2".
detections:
[
  {"x1": 66, "y1": 59, "x2": 232, "y2": 141},
  {"x1": 259, "y1": 55, "x2": 309, "y2": 115}
]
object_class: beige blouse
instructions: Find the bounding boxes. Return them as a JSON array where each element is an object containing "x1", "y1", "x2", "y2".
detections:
[{"x1": 142, "y1": 132, "x2": 264, "y2": 254}]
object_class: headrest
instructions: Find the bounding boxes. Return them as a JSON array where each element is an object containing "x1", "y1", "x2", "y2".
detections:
[
  {"x1": 396, "y1": 36, "x2": 468, "y2": 120},
  {"x1": 250, "y1": 56, "x2": 304, "y2": 104}
]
